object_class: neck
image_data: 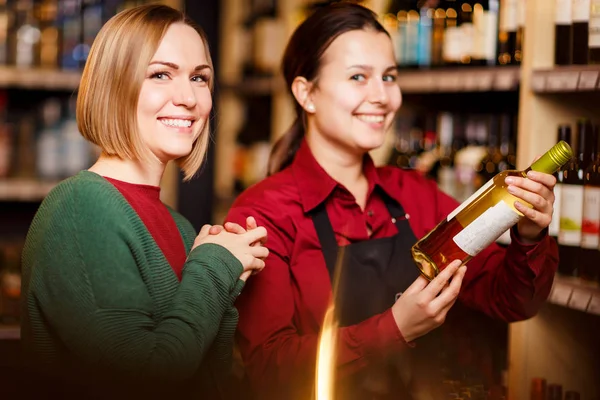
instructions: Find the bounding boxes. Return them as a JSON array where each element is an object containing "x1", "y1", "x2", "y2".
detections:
[
  {"x1": 88, "y1": 153, "x2": 165, "y2": 187},
  {"x1": 306, "y1": 131, "x2": 368, "y2": 207}
]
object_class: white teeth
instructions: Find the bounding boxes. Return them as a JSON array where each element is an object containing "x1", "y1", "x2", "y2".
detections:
[
  {"x1": 357, "y1": 114, "x2": 385, "y2": 123},
  {"x1": 160, "y1": 119, "x2": 193, "y2": 128}
]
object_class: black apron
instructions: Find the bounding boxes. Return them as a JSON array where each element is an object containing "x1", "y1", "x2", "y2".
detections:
[{"x1": 311, "y1": 193, "x2": 422, "y2": 400}]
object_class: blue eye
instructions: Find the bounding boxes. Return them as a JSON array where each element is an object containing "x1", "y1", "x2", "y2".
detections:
[
  {"x1": 351, "y1": 74, "x2": 366, "y2": 82},
  {"x1": 150, "y1": 71, "x2": 170, "y2": 80}
]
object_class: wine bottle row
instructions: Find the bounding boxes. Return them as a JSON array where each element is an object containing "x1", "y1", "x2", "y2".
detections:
[
  {"x1": 554, "y1": 0, "x2": 600, "y2": 65},
  {"x1": 0, "y1": 0, "x2": 148, "y2": 71},
  {"x1": 530, "y1": 377, "x2": 581, "y2": 400},
  {"x1": 383, "y1": 0, "x2": 524, "y2": 69},
  {"x1": 0, "y1": 92, "x2": 97, "y2": 182},
  {"x1": 553, "y1": 120, "x2": 600, "y2": 284}
]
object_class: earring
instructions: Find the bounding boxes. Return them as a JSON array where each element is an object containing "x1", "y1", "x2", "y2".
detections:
[{"x1": 306, "y1": 104, "x2": 315, "y2": 112}]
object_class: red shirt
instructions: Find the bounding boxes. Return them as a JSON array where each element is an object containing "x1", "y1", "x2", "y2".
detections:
[
  {"x1": 225, "y1": 140, "x2": 558, "y2": 397},
  {"x1": 105, "y1": 177, "x2": 187, "y2": 280}
]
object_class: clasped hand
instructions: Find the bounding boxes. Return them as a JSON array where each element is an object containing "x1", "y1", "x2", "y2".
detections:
[{"x1": 193, "y1": 216, "x2": 268, "y2": 281}]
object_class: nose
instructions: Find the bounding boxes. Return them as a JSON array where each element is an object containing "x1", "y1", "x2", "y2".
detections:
[
  {"x1": 368, "y1": 78, "x2": 389, "y2": 105},
  {"x1": 173, "y1": 79, "x2": 197, "y2": 108}
]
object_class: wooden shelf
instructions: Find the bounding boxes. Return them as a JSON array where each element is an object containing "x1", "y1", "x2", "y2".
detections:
[
  {"x1": 531, "y1": 66, "x2": 600, "y2": 93},
  {"x1": 0, "y1": 324, "x2": 19, "y2": 340},
  {"x1": 0, "y1": 179, "x2": 58, "y2": 202},
  {"x1": 0, "y1": 66, "x2": 81, "y2": 91},
  {"x1": 397, "y1": 66, "x2": 520, "y2": 93},
  {"x1": 547, "y1": 274, "x2": 600, "y2": 316}
]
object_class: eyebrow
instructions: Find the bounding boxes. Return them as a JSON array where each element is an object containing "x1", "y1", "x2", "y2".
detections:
[
  {"x1": 149, "y1": 61, "x2": 212, "y2": 72},
  {"x1": 347, "y1": 64, "x2": 399, "y2": 73}
]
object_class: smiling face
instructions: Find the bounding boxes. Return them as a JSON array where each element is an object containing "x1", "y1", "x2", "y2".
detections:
[
  {"x1": 306, "y1": 29, "x2": 401, "y2": 155},
  {"x1": 137, "y1": 22, "x2": 212, "y2": 163}
]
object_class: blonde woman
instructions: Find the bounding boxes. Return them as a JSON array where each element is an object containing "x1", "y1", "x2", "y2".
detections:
[{"x1": 20, "y1": 4, "x2": 267, "y2": 398}]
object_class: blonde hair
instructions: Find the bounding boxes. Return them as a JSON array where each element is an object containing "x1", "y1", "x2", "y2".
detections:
[{"x1": 77, "y1": 4, "x2": 214, "y2": 181}]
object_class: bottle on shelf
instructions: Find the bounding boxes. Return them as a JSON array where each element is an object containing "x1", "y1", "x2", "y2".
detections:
[
  {"x1": 565, "y1": 390, "x2": 581, "y2": 400},
  {"x1": 589, "y1": 0, "x2": 600, "y2": 63},
  {"x1": 579, "y1": 123, "x2": 600, "y2": 281},
  {"x1": 458, "y1": 0, "x2": 474, "y2": 66},
  {"x1": 573, "y1": 0, "x2": 591, "y2": 64},
  {"x1": 497, "y1": 0, "x2": 518, "y2": 65},
  {"x1": 514, "y1": 0, "x2": 526, "y2": 63},
  {"x1": 558, "y1": 119, "x2": 593, "y2": 276},
  {"x1": 412, "y1": 141, "x2": 573, "y2": 280},
  {"x1": 554, "y1": 0, "x2": 573, "y2": 65},
  {"x1": 548, "y1": 124, "x2": 572, "y2": 239},
  {"x1": 546, "y1": 384, "x2": 563, "y2": 400},
  {"x1": 443, "y1": 0, "x2": 462, "y2": 65},
  {"x1": 529, "y1": 377, "x2": 546, "y2": 400},
  {"x1": 471, "y1": 0, "x2": 500, "y2": 66}
]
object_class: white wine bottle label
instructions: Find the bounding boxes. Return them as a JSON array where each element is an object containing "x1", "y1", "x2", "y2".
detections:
[
  {"x1": 555, "y1": 0, "x2": 573, "y2": 24},
  {"x1": 548, "y1": 183, "x2": 563, "y2": 237},
  {"x1": 453, "y1": 200, "x2": 521, "y2": 257},
  {"x1": 581, "y1": 186, "x2": 600, "y2": 248},
  {"x1": 573, "y1": 0, "x2": 591, "y2": 22},
  {"x1": 558, "y1": 184, "x2": 584, "y2": 246},
  {"x1": 447, "y1": 178, "x2": 494, "y2": 221}
]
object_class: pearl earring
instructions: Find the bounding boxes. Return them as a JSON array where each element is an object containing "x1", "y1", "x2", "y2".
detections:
[{"x1": 307, "y1": 104, "x2": 315, "y2": 112}]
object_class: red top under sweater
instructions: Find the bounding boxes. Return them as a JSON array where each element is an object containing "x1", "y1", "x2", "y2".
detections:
[{"x1": 105, "y1": 177, "x2": 187, "y2": 281}]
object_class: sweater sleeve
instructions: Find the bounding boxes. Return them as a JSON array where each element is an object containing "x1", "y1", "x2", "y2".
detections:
[{"x1": 25, "y1": 185, "x2": 243, "y2": 381}]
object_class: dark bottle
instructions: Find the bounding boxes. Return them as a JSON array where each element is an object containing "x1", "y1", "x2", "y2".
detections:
[
  {"x1": 590, "y1": 0, "x2": 600, "y2": 63},
  {"x1": 546, "y1": 384, "x2": 563, "y2": 400},
  {"x1": 555, "y1": 0, "x2": 573, "y2": 65},
  {"x1": 431, "y1": 6, "x2": 446, "y2": 67},
  {"x1": 565, "y1": 390, "x2": 581, "y2": 400},
  {"x1": 549, "y1": 124, "x2": 572, "y2": 238},
  {"x1": 498, "y1": 0, "x2": 517, "y2": 65},
  {"x1": 529, "y1": 378, "x2": 546, "y2": 400},
  {"x1": 514, "y1": 0, "x2": 525, "y2": 63},
  {"x1": 558, "y1": 119, "x2": 593, "y2": 276},
  {"x1": 579, "y1": 123, "x2": 600, "y2": 281},
  {"x1": 573, "y1": 0, "x2": 591, "y2": 64}
]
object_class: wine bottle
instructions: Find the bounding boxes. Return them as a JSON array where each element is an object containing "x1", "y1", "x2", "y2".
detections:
[
  {"x1": 554, "y1": 0, "x2": 573, "y2": 65},
  {"x1": 549, "y1": 124, "x2": 572, "y2": 238},
  {"x1": 579, "y1": 123, "x2": 600, "y2": 281},
  {"x1": 589, "y1": 0, "x2": 600, "y2": 63},
  {"x1": 498, "y1": 0, "x2": 518, "y2": 65},
  {"x1": 412, "y1": 141, "x2": 573, "y2": 280},
  {"x1": 530, "y1": 378, "x2": 547, "y2": 400},
  {"x1": 515, "y1": 0, "x2": 526, "y2": 63},
  {"x1": 572, "y1": 0, "x2": 591, "y2": 64},
  {"x1": 558, "y1": 119, "x2": 593, "y2": 277}
]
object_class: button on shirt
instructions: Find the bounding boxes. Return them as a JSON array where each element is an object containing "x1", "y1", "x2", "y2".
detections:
[{"x1": 225, "y1": 139, "x2": 558, "y2": 399}]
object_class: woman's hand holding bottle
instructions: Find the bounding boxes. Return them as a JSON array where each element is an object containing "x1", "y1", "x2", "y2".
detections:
[{"x1": 391, "y1": 260, "x2": 466, "y2": 343}]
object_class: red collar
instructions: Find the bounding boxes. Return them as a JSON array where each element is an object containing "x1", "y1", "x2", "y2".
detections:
[{"x1": 290, "y1": 139, "x2": 396, "y2": 212}]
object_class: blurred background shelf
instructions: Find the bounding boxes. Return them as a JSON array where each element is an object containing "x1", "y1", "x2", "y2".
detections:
[
  {"x1": 0, "y1": 180, "x2": 59, "y2": 202},
  {"x1": 531, "y1": 65, "x2": 600, "y2": 93},
  {"x1": 548, "y1": 274, "x2": 600, "y2": 315},
  {"x1": 0, "y1": 67, "x2": 81, "y2": 91},
  {"x1": 397, "y1": 66, "x2": 520, "y2": 93}
]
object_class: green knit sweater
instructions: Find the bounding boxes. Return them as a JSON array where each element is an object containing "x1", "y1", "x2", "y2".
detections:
[{"x1": 21, "y1": 170, "x2": 244, "y2": 398}]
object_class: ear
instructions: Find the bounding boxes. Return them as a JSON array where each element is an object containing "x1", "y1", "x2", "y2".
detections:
[{"x1": 291, "y1": 76, "x2": 316, "y2": 114}]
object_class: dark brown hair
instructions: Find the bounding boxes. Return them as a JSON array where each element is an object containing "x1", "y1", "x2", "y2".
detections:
[{"x1": 267, "y1": 2, "x2": 389, "y2": 175}]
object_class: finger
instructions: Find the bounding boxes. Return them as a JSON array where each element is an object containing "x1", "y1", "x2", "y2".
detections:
[
  {"x1": 209, "y1": 225, "x2": 224, "y2": 235},
  {"x1": 250, "y1": 245, "x2": 269, "y2": 259},
  {"x1": 246, "y1": 216, "x2": 258, "y2": 230},
  {"x1": 224, "y1": 222, "x2": 246, "y2": 234},
  {"x1": 430, "y1": 265, "x2": 467, "y2": 313},
  {"x1": 248, "y1": 257, "x2": 266, "y2": 271},
  {"x1": 244, "y1": 226, "x2": 268, "y2": 244},
  {"x1": 402, "y1": 275, "x2": 430, "y2": 295},
  {"x1": 198, "y1": 224, "x2": 212, "y2": 238},
  {"x1": 514, "y1": 201, "x2": 552, "y2": 228},
  {"x1": 505, "y1": 174, "x2": 555, "y2": 197},
  {"x1": 507, "y1": 184, "x2": 552, "y2": 212},
  {"x1": 240, "y1": 270, "x2": 252, "y2": 282},
  {"x1": 423, "y1": 259, "x2": 462, "y2": 299},
  {"x1": 526, "y1": 170, "x2": 557, "y2": 190}
]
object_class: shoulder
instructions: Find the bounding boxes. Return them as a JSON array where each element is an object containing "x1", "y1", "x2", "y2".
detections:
[{"x1": 228, "y1": 168, "x2": 302, "y2": 222}]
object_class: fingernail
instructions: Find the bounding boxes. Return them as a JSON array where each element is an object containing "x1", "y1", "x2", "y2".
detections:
[
  {"x1": 526, "y1": 171, "x2": 536, "y2": 178},
  {"x1": 505, "y1": 177, "x2": 515, "y2": 184},
  {"x1": 507, "y1": 185, "x2": 516, "y2": 194}
]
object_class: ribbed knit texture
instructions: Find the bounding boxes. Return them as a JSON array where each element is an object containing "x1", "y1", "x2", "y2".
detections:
[{"x1": 20, "y1": 170, "x2": 245, "y2": 398}]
